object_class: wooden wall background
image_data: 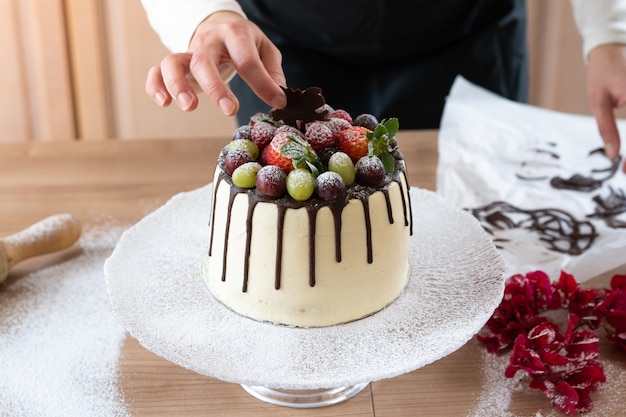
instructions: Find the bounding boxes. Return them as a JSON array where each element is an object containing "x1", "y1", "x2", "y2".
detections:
[{"x1": 0, "y1": 0, "x2": 619, "y2": 142}]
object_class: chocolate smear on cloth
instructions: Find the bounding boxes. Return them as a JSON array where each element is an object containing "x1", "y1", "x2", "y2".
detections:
[
  {"x1": 469, "y1": 201, "x2": 597, "y2": 256},
  {"x1": 549, "y1": 148, "x2": 621, "y2": 192},
  {"x1": 269, "y1": 87, "x2": 328, "y2": 130},
  {"x1": 438, "y1": 76, "x2": 626, "y2": 280},
  {"x1": 589, "y1": 186, "x2": 626, "y2": 228}
]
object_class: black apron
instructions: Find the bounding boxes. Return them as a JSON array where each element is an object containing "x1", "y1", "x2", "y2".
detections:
[{"x1": 231, "y1": 0, "x2": 527, "y2": 128}]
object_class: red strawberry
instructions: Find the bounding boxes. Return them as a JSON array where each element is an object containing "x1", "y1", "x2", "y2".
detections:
[
  {"x1": 260, "y1": 131, "x2": 295, "y2": 173},
  {"x1": 304, "y1": 121, "x2": 334, "y2": 151},
  {"x1": 335, "y1": 126, "x2": 370, "y2": 162}
]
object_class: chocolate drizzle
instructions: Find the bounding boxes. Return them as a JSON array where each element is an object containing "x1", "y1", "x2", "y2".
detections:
[{"x1": 209, "y1": 165, "x2": 412, "y2": 292}]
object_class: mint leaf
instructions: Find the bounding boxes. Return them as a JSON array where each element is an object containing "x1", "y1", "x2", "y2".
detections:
[{"x1": 379, "y1": 152, "x2": 396, "y2": 174}]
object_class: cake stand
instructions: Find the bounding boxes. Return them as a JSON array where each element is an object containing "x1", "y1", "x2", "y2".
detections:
[{"x1": 104, "y1": 185, "x2": 505, "y2": 408}]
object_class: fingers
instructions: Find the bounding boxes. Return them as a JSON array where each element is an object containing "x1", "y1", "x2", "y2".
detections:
[
  {"x1": 189, "y1": 19, "x2": 286, "y2": 115},
  {"x1": 591, "y1": 93, "x2": 621, "y2": 160},
  {"x1": 145, "y1": 53, "x2": 200, "y2": 111},
  {"x1": 145, "y1": 65, "x2": 172, "y2": 107},
  {"x1": 145, "y1": 15, "x2": 287, "y2": 116},
  {"x1": 188, "y1": 52, "x2": 240, "y2": 116}
]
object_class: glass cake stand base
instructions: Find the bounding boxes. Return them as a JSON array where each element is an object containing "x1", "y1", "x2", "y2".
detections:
[{"x1": 240, "y1": 383, "x2": 369, "y2": 408}]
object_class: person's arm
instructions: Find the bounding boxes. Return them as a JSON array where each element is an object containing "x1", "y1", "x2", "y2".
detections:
[
  {"x1": 570, "y1": 0, "x2": 626, "y2": 166},
  {"x1": 140, "y1": 0, "x2": 246, "y2": 53},
  {"x1": 141, "y1": 1, "x2": 286, "y2": 116}
]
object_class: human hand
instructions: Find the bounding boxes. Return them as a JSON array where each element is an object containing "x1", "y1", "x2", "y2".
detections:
[
  {"x1": 145, "y1": 11, "x2": 286, "y2": 116},
  {"x1": 586, "y1": 44, "x2": 626, "y2": 171}
]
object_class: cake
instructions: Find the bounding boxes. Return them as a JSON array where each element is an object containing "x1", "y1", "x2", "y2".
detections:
[{"x1": 202, "y1": 87, "x2": 412, "y2": 327}]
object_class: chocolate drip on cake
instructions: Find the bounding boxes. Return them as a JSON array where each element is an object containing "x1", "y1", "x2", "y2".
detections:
[
  {"x1": 360, "y1": 196, "x2": 374, "y2": 263},
  {"x1": 306, "y1": 205, "x2": 318, "y2": 287},
  {"x1": 209, "y1": 166, "x2": 411, "y2": 292},
  {"x1": 400, "y1": 169, "x2": 413, "y2": 235}
]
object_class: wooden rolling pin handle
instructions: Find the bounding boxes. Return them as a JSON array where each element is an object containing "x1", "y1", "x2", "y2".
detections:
[{"x1": 0, "y1": 214, "x2": 82, "y2": 280}]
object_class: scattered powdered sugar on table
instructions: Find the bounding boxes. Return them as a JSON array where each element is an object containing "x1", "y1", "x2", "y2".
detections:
[
  {"x1": 468, "y1": 342, "x2": 626, "y2": 417},
  {"x1": 0, "y1": 226, "x2": 129, "y2": 417}
]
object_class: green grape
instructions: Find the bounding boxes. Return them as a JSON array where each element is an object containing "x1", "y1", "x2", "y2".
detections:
[
  {"x1": 232, "y1": 162, "x2": 262, "y2": 188},
  {"x1": 328, "y1": 151, "x2": 356, "y2": 186},
  {"x1": 286, "y1": 168, "x2": 315, "y2": 201},
  {"x1": 227, "y1": 139, "x2": 259, "y2": 160}
]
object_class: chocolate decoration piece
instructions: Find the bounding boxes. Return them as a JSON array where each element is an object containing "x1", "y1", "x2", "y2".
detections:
[{"x1": 269, "y1": 87, "x2": 328, "y2": 130}]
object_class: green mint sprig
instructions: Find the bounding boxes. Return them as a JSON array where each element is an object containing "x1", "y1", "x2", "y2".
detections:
[
  {"x1": 366, "y1": 118, "x2": 399, "y2": 173},
  {"x1": 280, "y1": 134, "x2": 324, "y2": 177}
]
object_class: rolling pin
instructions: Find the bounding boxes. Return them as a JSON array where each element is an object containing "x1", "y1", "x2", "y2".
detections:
[{"x1": 0, "y1": 213, "x2": 82, "y2": 282}]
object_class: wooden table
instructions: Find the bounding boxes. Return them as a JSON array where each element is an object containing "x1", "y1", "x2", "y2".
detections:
[{"x1": 0, "y1": 131, "x2": 623, "y2": 416}]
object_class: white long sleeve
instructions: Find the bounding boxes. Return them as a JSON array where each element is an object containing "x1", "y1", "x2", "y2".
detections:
[
  {"x1": 570, "y1": 0, "x2": 626, "y2": 59},
  {"x1": 140, "y1": 0, "x2": 246, "y2": 52}
]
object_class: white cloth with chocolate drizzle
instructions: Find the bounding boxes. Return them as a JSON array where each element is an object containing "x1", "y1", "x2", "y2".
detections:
[{"x1": 438, "y1": 76, "x2": 626, "y2": 281}]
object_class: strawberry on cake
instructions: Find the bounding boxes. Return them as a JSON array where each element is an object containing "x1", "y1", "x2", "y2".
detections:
[{"x1": 202, "y1": 87, "x2": 412, "y2": 327}]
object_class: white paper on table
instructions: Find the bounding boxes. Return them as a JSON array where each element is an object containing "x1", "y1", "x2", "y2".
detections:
[{"x1": 437, "y1": 76, "x2": 626, "y2": 281}]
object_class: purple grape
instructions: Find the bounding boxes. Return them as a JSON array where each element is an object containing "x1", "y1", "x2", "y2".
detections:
[
  {"x1": 315, "y1": 171, "x2": 346, "y2": 201},
  {"x1": 256, "y1": 165, "x2": 287, "y2": 198},
  {"x1": 355, "y1": 156, "x2": 386, "y2": 186},
  {"x1": 251, "y1": 121, "x2": 277, "y2": 149},
  {"x1": 353, "y1": 114, "x2": 379, "y2": 130},
  {"x1": 224, "y1": 149, "x2": 253, "y2": 175},
  {"x1": 232, "y1": 124, "x2": 252, "y2": 141}
]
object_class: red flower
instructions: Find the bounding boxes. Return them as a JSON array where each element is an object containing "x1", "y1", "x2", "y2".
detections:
[
  {"x1": 478, "y1": 272, "x2": 550, "y2": 353},
  {"x1": 594, "y1": 274, "x2": 626, "y2": 351},
  {"x1": 505, "y1": 315, "x2": 605, "y2": 416},
  {"x1": 552, "y1": 271, "x2": 605, "y2": 329}
]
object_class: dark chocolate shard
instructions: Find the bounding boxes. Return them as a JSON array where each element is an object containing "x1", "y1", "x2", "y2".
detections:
[{"x1": 269, "y1": 87, "x2": 328, "y2": 130}]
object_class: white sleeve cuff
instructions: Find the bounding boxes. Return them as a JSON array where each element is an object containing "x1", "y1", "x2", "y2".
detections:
[
  {"x1": 141, "y1": 0, "x2": 247, "y2": 53},
  {"x1": 570, "y1": 0, "x2": 626, "y2": 60}
]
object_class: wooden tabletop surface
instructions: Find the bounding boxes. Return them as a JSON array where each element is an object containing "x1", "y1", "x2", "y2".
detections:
[{"x1": 0, "y1": 130, "x2": 623, "y2": 416}]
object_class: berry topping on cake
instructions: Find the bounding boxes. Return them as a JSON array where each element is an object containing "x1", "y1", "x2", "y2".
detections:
[
  {"x1": 251, "y1": 120, "x2": 277, "y2": 149},
  {"x1": 232, "y1": 161, "x2": 262, "y2": 188},
  {"x1": 353, "y1": 113, "x2": 379, "y2": 130},
  {"x1": 328, "y1": 109, "x2": 353, "y2": 125},
  {"x1": 335, "y1": 126, "x2": 370, "y2": 163},
  {"x1": 355, "y1": 155, "x2": 386, "y2": 186},
  {"x1": 260, "y1": 132, "x2": 296, "y2": 173},
  {"x1": 217, "y1": 87, "x2": 406, "y2": 204},
  {"x1": 232, "y1": 124, "x2": 252, "y2": 141},
  {"x1": 286, "y1": 168, "x2": 316, "y2": 201},
  {"x1": 315, "y1": 171, "x2": 346, "y2": 201},
  {"x1": 224, "y1": 148, "x2": 253, "y2": 175},
  {"x1": 227, "y1": 139, "x2": 259, "y2": 160},
  {"x1": 304, "y1": 121, "x2": 335, "y2": 151},
  {"x1": 256, "y1": 165, "x2": 287, "y2": 198},
  {"x1": 327, "y1": 151, "x2": 356, "y2": 186}
]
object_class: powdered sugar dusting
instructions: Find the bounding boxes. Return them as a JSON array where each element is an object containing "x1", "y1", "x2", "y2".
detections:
[{"x1": 0, "y1": 225, "x2": 129, "y2": 417}]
